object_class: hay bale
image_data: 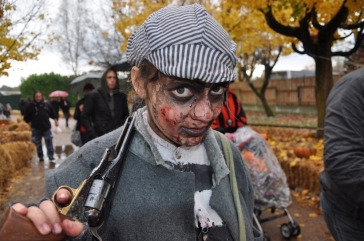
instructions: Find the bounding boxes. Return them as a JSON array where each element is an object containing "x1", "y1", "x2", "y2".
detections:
[
  {"x1": 2, "y1": 131, "x2": 32, "y2": 142},
  {"x1": 279, "y1": 158, "x2": 322, "y2": 195},
  {"x1": 1, "y1": 122, "x2": 29, "y2": 132},
  {"x1": 0, "y1": 119, "x2": 12, "y2": 125},
  {"x1": 0, "y1": 141, "x2": 35, "y2": 190}
]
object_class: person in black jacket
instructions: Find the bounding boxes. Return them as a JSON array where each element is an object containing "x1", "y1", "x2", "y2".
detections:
[
  {"x1": 73, "y1": 83, "x2": 95, "y2": 145},
  {"x1": 59, "y1": 96, "x2": 71, "y2": 128},
  {"x1": 24, "y1": 91, "x2": 59, "y2": 162},
  {"x1": 320, "y1": 67, "x2": 364, "y2": 241},
  {"x1": 50, "y1": 97, "x2": 60, "y2": 120},
  {"x1": 81, "y1": 67, "x2": 129, "y2": 140}
]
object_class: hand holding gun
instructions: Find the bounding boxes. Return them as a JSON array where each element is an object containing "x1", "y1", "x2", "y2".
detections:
[{"x1": 0, "y1": 113, "x2": 136, "y2": 241}]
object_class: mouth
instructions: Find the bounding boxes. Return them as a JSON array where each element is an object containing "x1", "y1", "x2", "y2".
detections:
[{"x1": 181, "y1": 126, "x2": 209, "y2": 137}]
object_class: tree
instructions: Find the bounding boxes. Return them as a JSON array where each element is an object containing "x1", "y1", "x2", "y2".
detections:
[
  {"x1": 19, "y1": 72, "x2": 77, "y2": 105},
  {"x1": 52, "y1": 0, "x2": 126, "y2": 75},
  {"x1": 0, "y1": 0, "x2": 45, "y2": 77},
  {"x1": 232, "y1": 0, "x2": 364, "y2": 137},
  {"x1": 205, "y1": 4, "x2": 294, "y2": 117},
  {"x1": 344, "y1": 35, "x2": 364, "y2": 72}
]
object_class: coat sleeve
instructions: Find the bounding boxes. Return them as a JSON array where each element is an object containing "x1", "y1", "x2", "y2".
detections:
[
  {"x1": 323, "y1": 71, "x2": 364, "y2": 207},
  {"x1": 121, "y1": 93, "x2": 129, "y2": 124},
  {"x1": 81, "y1": 93, "x2": 98, "y2": 138},
  {"x1": 23, "y1": 104, "x2": 32, "y2": 123},
  {"x1": 73, "y1": 100, "x2": 81, "y2": 121}
]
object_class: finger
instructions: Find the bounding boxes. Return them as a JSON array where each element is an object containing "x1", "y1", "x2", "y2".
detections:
[
  {"x1": 56, "y1": 188, "x2": 73, "y2": 204},
  {"x1": 11, "y1": 203, "x2": 28, "y2": 215},
  {"x1": 27, "y1": 206, "x2": 52, "y2": 235},
  {"x1": 39, "y1": 200, "x2": 62, "y2": 235},
  {"x1": 61, "y1": 219, "x2": 84, "y2": 237}
]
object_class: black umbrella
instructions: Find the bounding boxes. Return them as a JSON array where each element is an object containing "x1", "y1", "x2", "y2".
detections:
[{"x1": 111, "y1": 58, "x2": 132, "y2": 72}]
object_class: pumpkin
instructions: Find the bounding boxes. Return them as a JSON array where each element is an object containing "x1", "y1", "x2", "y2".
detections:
[
  {"x1": 293, "y1": 144, "x2": 317, "y2": 158},
  {"x1": 260, "y1": 133, "x2": 268, "y2": 140},
  {"x1": 242, "y1": 150, "x2": 268, "y2": 172}
]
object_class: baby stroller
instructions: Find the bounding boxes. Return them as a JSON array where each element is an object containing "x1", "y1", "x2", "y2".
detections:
[{"x1": 226, "y1": 126, "x2": 301, "y2": 240}]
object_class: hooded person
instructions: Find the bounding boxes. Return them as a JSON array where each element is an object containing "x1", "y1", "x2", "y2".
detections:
[
  {"x1": 80, "y1": 67, "x2": 129, "y2": 140},
  {"x1": 8, "y1": 4, "x2": 262, "y2": 241}
]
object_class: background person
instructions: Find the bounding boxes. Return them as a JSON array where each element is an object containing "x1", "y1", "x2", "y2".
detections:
[
  {"x1": 23, "y1": 91, "x2": 59, "y2": 162},
  {"x1": 59, "y1": 96, "x2": 71, "y2": 128},
  {"x1": 3, "y1": 103, "x2": 11, "y2": 118},
  {"x1": 73, "y1": 83, "x2": 95, "y2": 145},
  {"x1": 212, "y1": 88, "x2": 247, "y2": 134},
  {"x1": 50, "y1": 97, "x2": 60, "y2": 120},
  {"x1": 320, "y1": 67, "x2": 364, "y2": 241},
  {"x1": 18, "y1": 97, "x2": 27, "y2": 116},
  {"x1": 81, "y1": 67, "x2": 129, "y2": 140},
  {"x1": 10, "y1": 4, "x2": 261, "y2": 240}
]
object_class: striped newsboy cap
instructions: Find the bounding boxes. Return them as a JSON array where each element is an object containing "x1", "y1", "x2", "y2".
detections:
[{"x1": 126, "y1": 4, "x2": 238, "y2": 83}]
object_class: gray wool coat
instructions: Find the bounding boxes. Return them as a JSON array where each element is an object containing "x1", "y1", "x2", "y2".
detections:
[{"x1": 45, "y1": 107, "x2": 262, "y2": 241}]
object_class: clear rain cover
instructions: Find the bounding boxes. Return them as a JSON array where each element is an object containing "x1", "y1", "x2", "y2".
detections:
[{"x1": 226, "y1": 126, "x2": 292, "y2": 210}]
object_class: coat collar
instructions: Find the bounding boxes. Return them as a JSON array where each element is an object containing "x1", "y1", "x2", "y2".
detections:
[{"x1": 129, "y1": 107, "x2": 230, "y2": 186}]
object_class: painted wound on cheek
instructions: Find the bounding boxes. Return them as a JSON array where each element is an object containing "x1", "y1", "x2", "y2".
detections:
[{"x1": 160, "y1": 107, "x2": 177, "y2": 126}]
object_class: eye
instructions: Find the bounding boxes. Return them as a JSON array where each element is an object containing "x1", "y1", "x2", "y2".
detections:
[
  {"x1": 172, "y1": 87, "x2": 193, "y2": 98},
  {"x1": 210, "y1": 86, "x2": 225, "y2": 95}
]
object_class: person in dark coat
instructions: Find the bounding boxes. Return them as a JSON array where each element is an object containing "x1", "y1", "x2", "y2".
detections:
[
  {"x1": 18, "y1": 97, "x2": 26, "y2": 116},
  {"x1": 212, "y1": 89, "x2": 247, "y2": 134},
  {"x1": 23, "y1": 91, "x2": 59, "y2": 161},
  {"x1": 59, "y1": 96, "x2": 71, "y2": 128},
  {"x1": 80, "y1": 67, "x2": 129, "y2": 140},
  {"x1": 320, "y1": 67, "x2": 364, "y2": 241},
  {"x1": 73, "y1": 83, "x2": 95, "y2": 145},
  {"x1": 50, "y1": 97, "x2": 60, "y2": 120}
]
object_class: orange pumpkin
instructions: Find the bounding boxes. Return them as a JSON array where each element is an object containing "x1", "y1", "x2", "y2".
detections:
[
  {"x1": 293, "y1": 144, "x2": 316, "y2": 158},
  {"x1": 260, "y1": 133, "x2": 268, "y2": 140},
  {"x1": 242, "y1": 150, "x2": 268, "y2": 172}
]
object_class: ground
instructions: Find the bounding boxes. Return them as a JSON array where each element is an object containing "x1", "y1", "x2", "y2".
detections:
[{"x1": 0, "y1": 114, "x2": 334, "y2": 240}]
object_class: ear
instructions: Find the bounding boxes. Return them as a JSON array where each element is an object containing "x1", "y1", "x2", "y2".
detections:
[{"x1": 131, "y1": 66, "x2": 146, "y2": 99}]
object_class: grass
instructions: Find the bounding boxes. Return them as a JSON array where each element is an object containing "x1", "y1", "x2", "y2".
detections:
[{"x1": 246, "y1": 111, "x2": 318, "y2": 127}]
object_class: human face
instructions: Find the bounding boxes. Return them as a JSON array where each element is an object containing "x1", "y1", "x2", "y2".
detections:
[
  {"x1": 34, "y1": 93, "x2": 43, "y2": 103},
  {"x1": 106, "y1": 70, "x2": 117, "y2": 92},
  {"x1": 145, "y1": 76, "x2": 228, "y2": 147}
]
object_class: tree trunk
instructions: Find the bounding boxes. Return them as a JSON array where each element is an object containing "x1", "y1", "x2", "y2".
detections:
[
  {"x1": 258, "y1": 93, "x2": 274, "y2": 117},
  {"x1": 314, "y1": 44, "x2": 334, "y2": 138}
]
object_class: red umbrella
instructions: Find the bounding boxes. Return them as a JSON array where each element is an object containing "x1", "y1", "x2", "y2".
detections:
[{"x1": 49, "y1": 90, "x2": 69, "y2": 98}]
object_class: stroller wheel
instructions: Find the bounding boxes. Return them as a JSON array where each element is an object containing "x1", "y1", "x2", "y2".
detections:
[
  {"x1": 280, "y1": 223, "x2": 293, "y2": 239},
  {"x1": 288, "y1": 221, "x2": 301, "y2": 237},
  {"x1": 263, "y1": 231, "x2": 271, "y2": 241}
]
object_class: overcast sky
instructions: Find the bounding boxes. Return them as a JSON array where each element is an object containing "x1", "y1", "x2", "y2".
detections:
[{"x1": 0, "y1": 50, "x2": 314, "y2": 88}]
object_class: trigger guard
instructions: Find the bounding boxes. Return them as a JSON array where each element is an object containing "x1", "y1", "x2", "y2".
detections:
[{"x1": 52, "y1": 185, "x2": 75, "y2": 209}]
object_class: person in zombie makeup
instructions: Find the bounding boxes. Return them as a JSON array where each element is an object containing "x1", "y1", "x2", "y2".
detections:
[{"x1": 10, "y1": 4, "x2": 262, "y2": 241}]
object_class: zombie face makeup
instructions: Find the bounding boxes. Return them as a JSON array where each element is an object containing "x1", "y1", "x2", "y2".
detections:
[{"x1": 145, "y1": 76, "x2": 228, "y2": 147}]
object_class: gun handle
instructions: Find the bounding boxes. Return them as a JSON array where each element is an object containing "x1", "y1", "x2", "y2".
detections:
[{"x1": 0, "y1": 207, "x2": 67, "y2": 241}]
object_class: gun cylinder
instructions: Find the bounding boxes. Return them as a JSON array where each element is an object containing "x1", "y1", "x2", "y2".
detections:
[{"x1": 84, "y1": 179, "x2": 111, "y2": 226}]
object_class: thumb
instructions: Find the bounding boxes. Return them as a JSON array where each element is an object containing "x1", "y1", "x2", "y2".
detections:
[{"x1": 61, "y1": 219, "x2": 84, "y2": 237}]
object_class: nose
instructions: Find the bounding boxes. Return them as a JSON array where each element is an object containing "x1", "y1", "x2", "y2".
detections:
[{"x1": 191, "y1": 95, "x2": 214, "y2": 121}]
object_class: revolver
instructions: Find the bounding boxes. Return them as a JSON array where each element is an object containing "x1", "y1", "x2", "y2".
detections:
[{"x1": 0, "y1": 113, "x2": 136, "y2": 241}]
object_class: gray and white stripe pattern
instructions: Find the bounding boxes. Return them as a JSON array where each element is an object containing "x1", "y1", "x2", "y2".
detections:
[{"x1": 127, "y1": 4, "x2": 237, "y2": 83}]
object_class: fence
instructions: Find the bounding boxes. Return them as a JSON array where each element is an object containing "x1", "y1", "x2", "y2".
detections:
[{"x1": 230, "y1": 74, "x2": 343, "y2": 107}]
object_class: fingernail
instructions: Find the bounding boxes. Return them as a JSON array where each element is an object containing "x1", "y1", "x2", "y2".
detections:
[
  {"x1": 41, "y1": 223, "x2": 51, "y2": 234},
  {"x1": 53, "y1": 223, "x2": 62, "y2": 234},
  {"x1": 58, "y1": 193, "x2": 66, "y2": 199}
]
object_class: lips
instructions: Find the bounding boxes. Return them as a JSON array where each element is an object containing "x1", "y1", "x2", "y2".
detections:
[{"x1": 182, "y1": 126, "x2": 208, "y2": 137}]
